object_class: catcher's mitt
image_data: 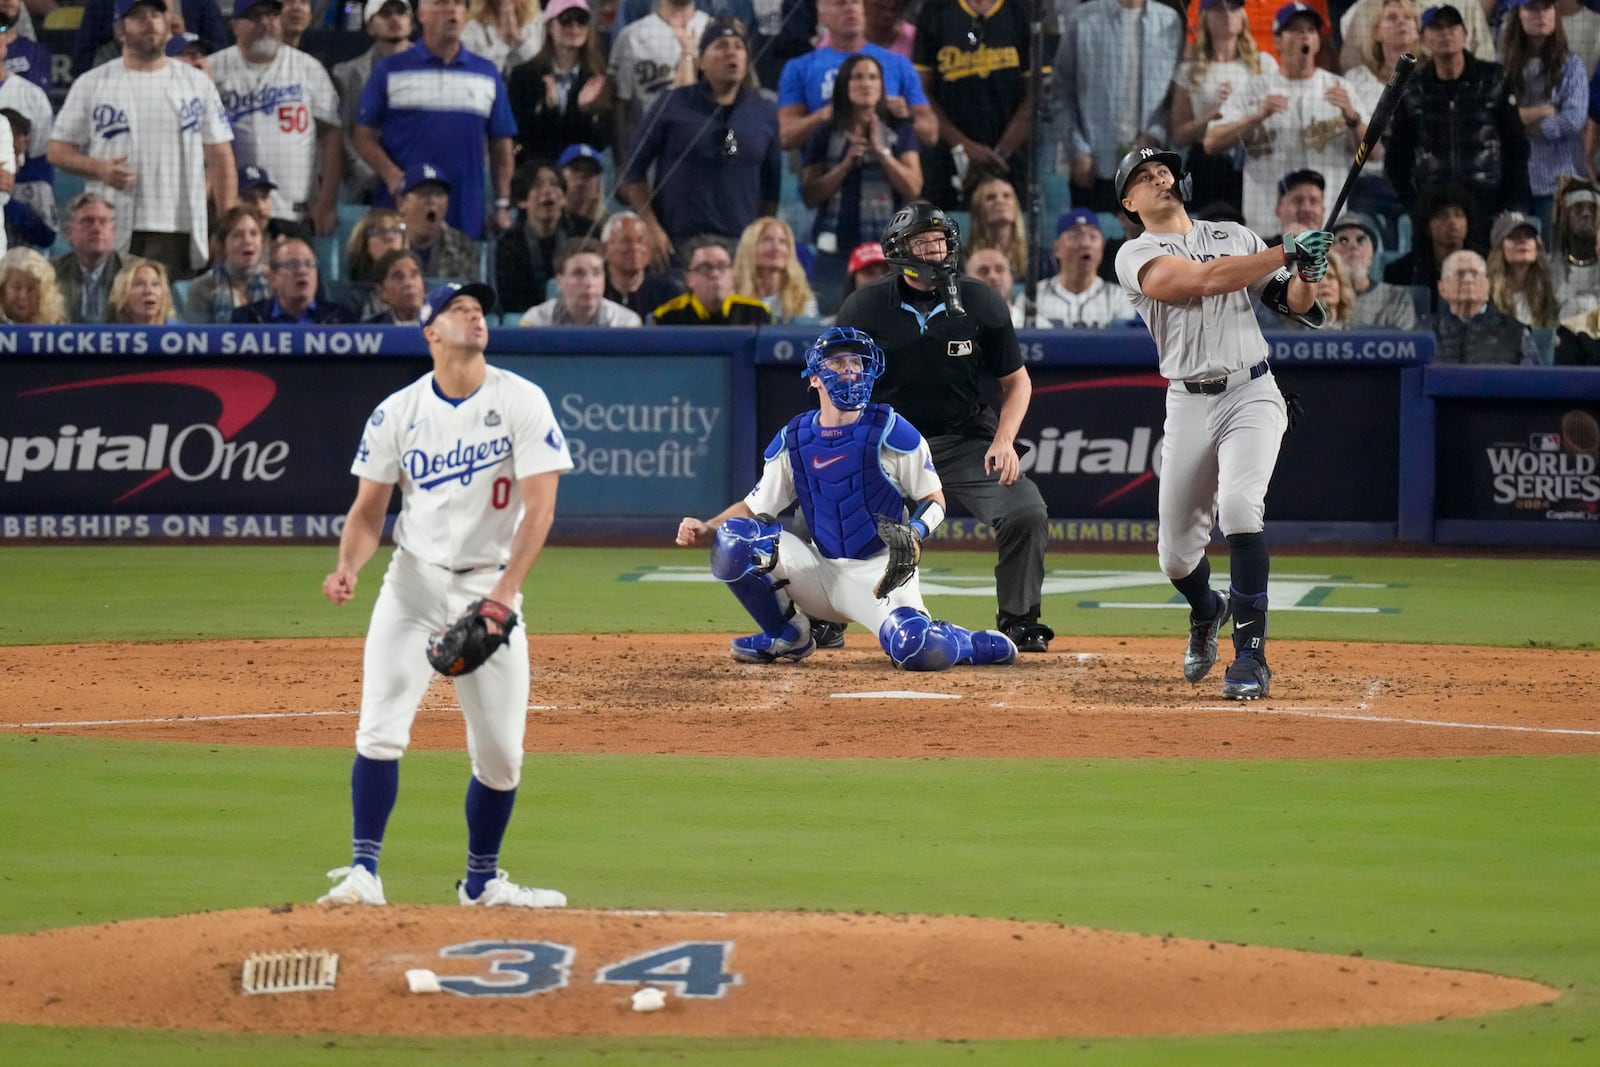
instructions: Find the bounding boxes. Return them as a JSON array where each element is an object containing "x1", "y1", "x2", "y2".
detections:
[
  {"x1": 873, "y1": 515, "x2": 922, "y2": 600},
  {"x1": 426, "y1": 598, "x2": 520, "y2": 677}
]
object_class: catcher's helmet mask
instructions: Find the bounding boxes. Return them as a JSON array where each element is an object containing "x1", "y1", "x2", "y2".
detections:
[
  {"x1": 880, "y1": 201, "x2": 963, "y2": 291},
  {"x1": 803, "y1": 326, "x2": 885, "y2": 411},
  {"x1": 1114, "y1": 146, "x2": 1192, "y2": 224}
]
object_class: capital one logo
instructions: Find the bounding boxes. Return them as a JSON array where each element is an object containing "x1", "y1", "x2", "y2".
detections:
[{"x1": 7, "y1": 369, "x2": 284, "y2": 503}]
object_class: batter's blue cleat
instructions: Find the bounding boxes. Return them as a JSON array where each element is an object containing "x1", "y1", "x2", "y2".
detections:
[
  {"x1": 1184, "y1": 592, "x2": 1232, "y2": 683},
  {"x1": 1220, "y1": 654, "x2": 1272, "y2": 701},
  {"x1": 730, "y1": 618, "x2": 815, "y2": 663}
]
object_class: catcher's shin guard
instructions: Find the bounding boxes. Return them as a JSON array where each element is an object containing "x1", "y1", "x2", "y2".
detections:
[
  {"x1": 878, "y1": 607, "x2": 960, "y2": 672},
  {"x1": 711, "y1": 515, "x2": 792, "y2": 634},
  {"x1": 947, "y1": 624, "x2": 1019, "y2": 666}
]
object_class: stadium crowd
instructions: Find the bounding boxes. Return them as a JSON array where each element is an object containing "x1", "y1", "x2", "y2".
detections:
[{"x1": 1, "y1": 0, "x2": 1598, "y2": 361}]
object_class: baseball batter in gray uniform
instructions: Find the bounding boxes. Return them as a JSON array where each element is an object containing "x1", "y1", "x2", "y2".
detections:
[{"x1": 1112, "y1": 146, "x2": 1331, "y2": 700}]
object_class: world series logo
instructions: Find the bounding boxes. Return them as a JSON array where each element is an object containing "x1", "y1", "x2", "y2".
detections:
[{"x1": 1485, "y1": 409, "x2": 1600, "y2": 520}]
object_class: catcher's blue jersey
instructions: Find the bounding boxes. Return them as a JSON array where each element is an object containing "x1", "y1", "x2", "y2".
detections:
[{"x1": 773, "y1": 404, "x2": 921, "y2": 560}]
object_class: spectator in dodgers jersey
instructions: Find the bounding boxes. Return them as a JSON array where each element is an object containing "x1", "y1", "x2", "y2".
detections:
[
  {"x1": 72, "y1": 0, "x2": 232, "y2": 78},
  {"x1": 777, "y1": 0, "x2": 936, "y2": 151},
  {"x1": 49, "y1": 0, "x2": 237, "y2": 280},
  {"x1": 1034, "y1": 209, "x2": 1138, "y2": 329},
  {"x1": 53, "y1": 193, "x2": 129, "y2": 324},
  {"x1": 1, "y1": 0, "x2": 53, "y2": 96},
  {"x1": 1202, "y1": 3, "x2": 1366, "y2": 236},
  {"x1": 355, "y1": 0, "x2": 518, "y2": 241},
  {"x1": 232, "y1": 236, "x2": 358, "y2": 323},
  {"x1": 333, "y1": 0, "x2": 416, "y2": 206},
  {"x1": 621, "y1": 18, "x2": 781, "y2": 265},
  {"x1": 211, "y1": 0, "x2": 342, "y2": 238},
  {"x1": 519, "y1": 236, "x2": 643, "y2": 326},
  {"x1": 608, "y1": 0, "x2": 709, "y2": 161},
  {"x1": 912, "y1": 0, "x2": 1034, "y2": 211}
]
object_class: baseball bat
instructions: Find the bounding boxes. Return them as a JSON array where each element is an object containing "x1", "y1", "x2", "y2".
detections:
[{"x1": 1322, "y1": 52, "x2": 1418, "y2": 230}]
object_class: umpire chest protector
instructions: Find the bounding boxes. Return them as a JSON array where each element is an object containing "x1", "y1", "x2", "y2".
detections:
[
  {"x1": 778, "y1": 404, "x2": 914, "y2": 559},
  {"x1": 835, "y1": 276, "x2": 1020, "y2": 436}
]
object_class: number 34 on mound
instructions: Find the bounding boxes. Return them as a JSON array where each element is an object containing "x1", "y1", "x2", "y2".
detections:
[{"x1": 430, "y1": 939, "x2": 739, "y2": 998}]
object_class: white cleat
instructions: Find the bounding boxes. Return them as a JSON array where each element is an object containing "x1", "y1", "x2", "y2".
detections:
[
  {"x1": 318, "y1": 865, "x2": 387, "y2": 905},
  {"x1": 457, "y1": 869, "x2": 567, "y2": 908}
]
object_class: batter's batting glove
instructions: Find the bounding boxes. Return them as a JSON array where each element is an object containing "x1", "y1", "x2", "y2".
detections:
[{"x1": 1282, "y1": 230, "x2": 1334, "y2": 280}]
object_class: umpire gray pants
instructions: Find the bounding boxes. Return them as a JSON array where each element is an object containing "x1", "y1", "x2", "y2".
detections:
[{"x1": 928, "y1": 433, "x2": 1049, "y2": 624}]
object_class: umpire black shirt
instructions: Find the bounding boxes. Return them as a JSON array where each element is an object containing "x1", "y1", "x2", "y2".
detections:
[{"x1": 835, "y1": 275, "x2": 1024, "y2": 438}]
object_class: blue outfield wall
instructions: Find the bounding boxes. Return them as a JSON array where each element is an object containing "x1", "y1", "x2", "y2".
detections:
[{"x1": 0, "y1": 324, "x2": 1596, "y2": 548}]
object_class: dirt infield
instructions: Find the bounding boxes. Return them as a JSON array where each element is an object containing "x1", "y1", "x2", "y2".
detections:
[{"x1": 1, "y1": 635, "x2": 1594, "y2": 1039}]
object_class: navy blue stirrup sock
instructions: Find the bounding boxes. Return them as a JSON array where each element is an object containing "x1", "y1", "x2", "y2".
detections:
[
  {"x1": 463, "y1": 777, "x2": 518, "y2": 899},
  {"x1": 1226, "y1": 532, "x2": 1270, "y2": 658},
  {"x1": 1171, "y1": 558, "x2": 1217, "y2": 616},
  {"x1": 350, "y1": 754, "x2": 399, "y2": 874}
]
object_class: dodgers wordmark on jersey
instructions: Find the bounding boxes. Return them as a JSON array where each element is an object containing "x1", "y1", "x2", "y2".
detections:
[
  {"x1": 1115, "y1": 221, "x2": 1275, "y2": 382},
  {"x1": 354, "y1": 366, "x2": 575, "y2": 570},
  {"x1": 211, "y1": 46, "x2": 342, "y2": 221}
]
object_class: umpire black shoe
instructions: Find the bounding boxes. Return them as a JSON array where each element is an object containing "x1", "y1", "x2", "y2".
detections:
[
  {"x1": 1000, "y1": 620, "x2": 1055, "y2": 654},
  {"x1": 1184, "y1": 592, "x2": 1232, "y2": 683},
  {"x1": 810, "y1": 619, "x2": 847, "y2": 649}
]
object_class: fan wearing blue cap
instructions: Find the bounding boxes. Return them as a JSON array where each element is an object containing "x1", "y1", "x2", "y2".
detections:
[
  {"x1": 1380, "y1": 1, "x2": 1533, "y2": 249},
  {"x1": 316, "y1": 274, "x2": 579, "y2": 914},
  {"x1": 1201, "y1": 2, "x2": 1367, "y2": 233},
  {"x1": 51, "y1": 0, "x2": 238, "y2": 280},
  {"x1": 1035, "y1": 209, "x2": 1137, "y2": 328}
]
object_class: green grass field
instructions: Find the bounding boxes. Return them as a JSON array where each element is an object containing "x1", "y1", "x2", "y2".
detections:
[{"x1": 2, "y1": 545, "x2": 1596, "y2": 1065}]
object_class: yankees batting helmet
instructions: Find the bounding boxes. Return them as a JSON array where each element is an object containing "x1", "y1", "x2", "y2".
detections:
[
  {"x1": 1113, "y1": 146, "x2": 1191, "y2": 222},
  {"x1": 881, "y1": 200, "x2": 962, "y2": 287},
  {"x1": 804, "y1": 326, "x2": 884, "y2": 411}
]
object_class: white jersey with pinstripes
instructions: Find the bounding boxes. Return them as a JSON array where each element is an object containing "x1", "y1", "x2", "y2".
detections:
[
  {"x1": 1115, "y1": 221, "x2": 1274, "y2": 381},
  {"x1": 352, "y1": 366, "x2": 575, "y2": 570}
]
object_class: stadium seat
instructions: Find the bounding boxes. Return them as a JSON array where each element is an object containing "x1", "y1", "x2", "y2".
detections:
[
  {"x1": 314, "y1": 235, "x2": 340, "y2": 283},
  {"x1": 170, "y1": 279, "x2": 190, "y2": 315}
]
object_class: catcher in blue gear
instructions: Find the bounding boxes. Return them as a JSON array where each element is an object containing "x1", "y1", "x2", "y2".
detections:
[{"x1": 675, "y1": 326, "x2": 1018, "y2": 671}]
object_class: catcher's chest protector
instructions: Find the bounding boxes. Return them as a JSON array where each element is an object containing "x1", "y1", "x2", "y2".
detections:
[{"x1": 786, "y1": 404, "x2": 901, "y2": 560}]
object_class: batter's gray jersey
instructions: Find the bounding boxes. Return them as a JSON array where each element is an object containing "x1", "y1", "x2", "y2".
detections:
[{"x1": 1115, "y1": 221, "x2": 1274, "y2": 381}]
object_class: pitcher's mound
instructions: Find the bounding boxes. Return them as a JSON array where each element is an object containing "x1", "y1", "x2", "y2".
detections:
[{"x1": 0, "y1": 907, "x2": 1556, "y2": 1039}]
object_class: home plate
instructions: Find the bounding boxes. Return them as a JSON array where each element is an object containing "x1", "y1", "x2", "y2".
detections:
[{"x1": 831, "y1": 690, "x2": 963, "y2": 700}]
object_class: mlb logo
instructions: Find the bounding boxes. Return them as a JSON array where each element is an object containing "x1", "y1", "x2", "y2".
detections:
[
  {"x1": 1530, "y1": 433, "x2": 1560, "y2": 451},
  {"x1": 947, "y1": 340, "x2": 973, "y2": 357}
]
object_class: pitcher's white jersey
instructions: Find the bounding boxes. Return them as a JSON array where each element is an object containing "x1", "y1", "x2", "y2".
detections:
[
  {"x1": 211, "y1": 45, "x2": 341, "y2": 221},
  {"x1": 1116, "y1": 221, "x2": 1273, "y2": 381},
  {"x1": 353, "y1": 366, "x2": 574, "y2": 570}
]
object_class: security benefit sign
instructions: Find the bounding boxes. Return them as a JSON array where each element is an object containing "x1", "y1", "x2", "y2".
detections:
[
  {"x1": 1435, "y1": 401, "x2": 1600, "y2": 523},
  {"x1": 0, "y1": 359, "x2": 419, "y2": 525},
  {"x1": 494, "y1": 354, "x2": 728, "y2": 516}
]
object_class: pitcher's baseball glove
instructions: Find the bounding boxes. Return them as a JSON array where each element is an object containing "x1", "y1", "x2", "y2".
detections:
[
  {"x1": 873, "y1": 515, "x2": 922, "y2": 600},
  {"x1": 427, "y1": 598, "x2": 519, "y2": 676}
]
